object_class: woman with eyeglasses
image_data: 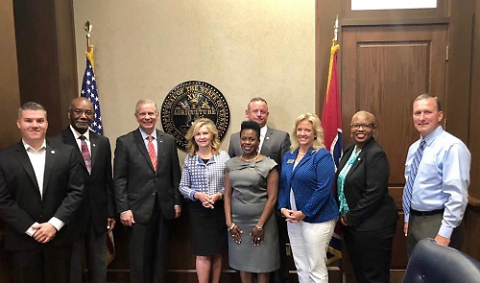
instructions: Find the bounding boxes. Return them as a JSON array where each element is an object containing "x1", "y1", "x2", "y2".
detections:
[{"x1": 336, "y1": 111, "x2": 398, "y2": 283}]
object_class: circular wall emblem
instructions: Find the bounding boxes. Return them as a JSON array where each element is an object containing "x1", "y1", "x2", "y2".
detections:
[{"x1": 161, "y1": 81, "x2": 230, "y2": 149}]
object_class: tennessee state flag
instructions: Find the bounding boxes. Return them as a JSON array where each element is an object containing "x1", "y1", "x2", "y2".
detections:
[{"x1": 322, "y1": 42, "x2": 343, "y2": 265}]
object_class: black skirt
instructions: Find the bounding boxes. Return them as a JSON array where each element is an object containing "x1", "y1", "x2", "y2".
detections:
[{"x1": 189, "y1": 199, "x2": 227, "y2": 256}]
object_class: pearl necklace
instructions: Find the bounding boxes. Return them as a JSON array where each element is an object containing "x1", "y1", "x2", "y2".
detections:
[{"x1": 240, "y1": 153, "x2": 259, "y2": 162}]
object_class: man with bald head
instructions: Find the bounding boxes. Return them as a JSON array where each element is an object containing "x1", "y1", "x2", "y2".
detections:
[{"x1": 52, "y1": 97, "x2": 116, "y2": 283}]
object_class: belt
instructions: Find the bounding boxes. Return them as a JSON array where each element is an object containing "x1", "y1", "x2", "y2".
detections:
[{"x1": 410, "y1": 208, "x2": 444, "y2": 216}]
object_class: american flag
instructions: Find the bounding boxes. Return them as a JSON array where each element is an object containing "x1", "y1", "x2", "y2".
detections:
[
  {"x1": 80, "y1": 48, "x2": 104, "y2": 135},
  {"x1": 80, "y1": 47, "x2": 115, "y2": 263}
]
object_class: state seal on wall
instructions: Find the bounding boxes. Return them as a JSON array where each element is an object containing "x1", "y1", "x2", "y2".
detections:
[{"x1": 161, "y1": 81, "x2": 230, "y2": 148}]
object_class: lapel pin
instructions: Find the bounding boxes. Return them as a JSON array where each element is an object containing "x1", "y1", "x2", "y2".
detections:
[
  {"x1": 266, "y1": 137, "x2": 270, "y2": 140},
  {"x1": 358, "y1": 158, "x2": 361, "y2": 161},
  {"x1": 92, "y1": 143, "x2": 96, "y2": 147},
  {"x1": 51, "y1": 150, "x2": 56, "y2": 154}
]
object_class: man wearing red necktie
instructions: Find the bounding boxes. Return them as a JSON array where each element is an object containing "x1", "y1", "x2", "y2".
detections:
[{"x1": 114, "y1": 98, "x2": 181, "y2": 283}]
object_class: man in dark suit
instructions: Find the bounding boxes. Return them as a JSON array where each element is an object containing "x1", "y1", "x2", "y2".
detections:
[
  {"x1": 114, "y1": 98, "x2": 182, "y2": 283},
  {"x1": 51, "y1": 97, "x2": 116, "y2": 283},
  {"x1": 0, "y1": 102, "x2": 84, "y2": 283},
  {"x1": 228, "y1": 97, "x2": 291, "y2": 283}
]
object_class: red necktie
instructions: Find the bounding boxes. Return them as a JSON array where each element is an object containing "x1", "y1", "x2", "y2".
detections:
[
  {"x1": 79, "y1": 135, "x2": 91, "y2": 174},
  {"x1": 147, "y1": 135, "x2": 157, "y2": 171}
]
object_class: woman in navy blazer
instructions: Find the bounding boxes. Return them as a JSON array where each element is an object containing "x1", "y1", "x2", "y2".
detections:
[
  {"x1": 278, "y1": 113, "x2": 338, "y2": 283},
  {"x1": 336, "y1": 111, "x2": 398, "y2": 283}
]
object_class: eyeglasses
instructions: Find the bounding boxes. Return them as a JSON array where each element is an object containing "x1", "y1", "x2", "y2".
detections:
[
  {"x1": 350, "y1": 123, "x2": 374, "y2": 129},
  {"x1": 70, "y1": 109, "x2": 94, "y2": 116}
]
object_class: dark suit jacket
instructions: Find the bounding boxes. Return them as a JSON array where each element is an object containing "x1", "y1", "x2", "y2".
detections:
[
  {"x1": 51, "y1": 128, "x2": 116, "y2": 236},
  {"x1": 0, "y1": 141, "x2": 84, "y2": 250},
  {"x1": 336, "y1": 139, "x2": 398, "y2": 231},
  {"x1": 228, "y1": 126, "x2": 290, "y2": 171},
  {"x1": 113, "y1": 129, "x2": 181, "y2": 223}
]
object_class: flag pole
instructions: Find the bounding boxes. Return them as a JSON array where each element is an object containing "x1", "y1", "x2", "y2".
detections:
[{"x1": 333, "y1": 15, "x2": 338, "y2": 46}]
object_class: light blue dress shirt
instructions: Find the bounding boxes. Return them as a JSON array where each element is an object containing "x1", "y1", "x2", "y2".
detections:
[{"x1": 404, "y1": 126, "x2": 471, "y2": 238}]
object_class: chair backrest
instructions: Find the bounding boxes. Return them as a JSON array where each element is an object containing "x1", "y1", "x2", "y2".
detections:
[{"x1": 402, "y1": 238, "x2": 480, "y2": 283}]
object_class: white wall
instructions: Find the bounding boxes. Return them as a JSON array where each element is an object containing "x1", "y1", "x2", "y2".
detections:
[{"x1": 73, "y1": 0, "x2": 315, "y2": 159}]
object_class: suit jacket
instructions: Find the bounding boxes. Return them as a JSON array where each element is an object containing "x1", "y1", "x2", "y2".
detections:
[
  {"x1": 51, "y1": 128, "x2": 116, "y2": 236},
  {"x1": 228, "y1": 126, "x2": 290, "y2": 171},
  {"x1": 0, "y1": 141, "x2": 84, "y2": 251},
  {"x1": 336, "y1": 139, "x2": 398, "y2": 231},
  {"x1": 113, "y1": 128, "x2": 181, "y2": 223},
  {"x1": 278, "y1": 147, "x2": 339, "y2": 223}
]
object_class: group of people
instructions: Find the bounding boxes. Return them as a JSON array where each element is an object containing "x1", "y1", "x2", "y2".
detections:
[{"x1": 0, "y1": 93, "x2": 470, "y2": 283}]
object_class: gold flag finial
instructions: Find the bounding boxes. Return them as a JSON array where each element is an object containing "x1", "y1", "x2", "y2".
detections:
[{"x1": 83, "y1": 21, "x2": 93, "y2": 50}]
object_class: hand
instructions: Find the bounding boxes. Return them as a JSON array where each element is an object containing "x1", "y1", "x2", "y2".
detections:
[
  {"x1": 120, "y1": 210, "x2": 135, "y2": 227},
  {"x1": 286, "y1": 210, "x2": 306, "y2": 223},
  {"x1": 250, "y1": 226, "x2": 264, "y2": 246},
  {"x1": 340, "y1": 215, "x2": 349, "y2": 226},
  {"x1": 32, "y1": 223, "x2": 57, "y2": 244},
  {"x1": 404, "y1": 222, "x2": 409, "y2": 236},
  {"x1": 107, "y1": 218, "x2": 116, "y2": 231},
  {"x1": 210, "y1": 192, "x2": 222, "y2": 204},
  {"x1": 435, "y1": 234, "x2": 450, "y2": 246},
  {"x1": 196, "y1": 192, "x2": 214, "y2": 209},
  {"x1": 174, "y1": 205, "x2": 181, "y2": 218},
  {"x1": 229, "y1": 224, "x2": 242, "y2": 244}
]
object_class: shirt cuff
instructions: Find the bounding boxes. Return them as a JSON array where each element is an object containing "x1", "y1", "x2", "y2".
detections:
[
  {"x1": 404, "y1": 213, "x2": 410, "y2": 223},
  {"x1": 189, "y1": 191, "x2": 196, "y2": 201},
  {"x1": 48, "y1": 217, "x2": 65, "y2": 231},
  {"x1": 438, "y1": 224, "x2": 454, "y2": 239},
  {"x1": 25, "y1": 222, "x2": 40, "y2": 237},
  {"x1": 121, "y1": 210, "x2": 132, "y2": 215}
]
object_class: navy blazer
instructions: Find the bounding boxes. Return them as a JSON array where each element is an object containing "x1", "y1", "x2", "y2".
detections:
[
  {"x1": 279, "y1": 147, "x2": 338, "y2": 223},
  {"x1": 113, "y1": 128, "x2": 181, "y2": 223},
  {"x1": 336, "y1": 139, "x2": 398, "y2": 231}
]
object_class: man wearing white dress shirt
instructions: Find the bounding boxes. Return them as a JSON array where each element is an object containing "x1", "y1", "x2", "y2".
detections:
[
  {"x1": 0, "y1": 102, "x2": 83, "y2": 283},
  {"x1": 402, "y1": 94, "x2": 471, "y2": 256},
  {"x1": 51, "y1": 97, "x2": 116, "y2": 283}
]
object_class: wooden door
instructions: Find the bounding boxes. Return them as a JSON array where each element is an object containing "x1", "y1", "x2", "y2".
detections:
[{"x1": 341, "y1": 24, "x2": 448, "y2": 269}]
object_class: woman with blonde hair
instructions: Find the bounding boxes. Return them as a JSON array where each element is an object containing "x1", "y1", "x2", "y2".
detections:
[
  {"x1": 179, "y1": 118, "x2": 229, "y2": 283},
  {"x1": 278, "y1": 113, "x2": 338, "y2": 283}
]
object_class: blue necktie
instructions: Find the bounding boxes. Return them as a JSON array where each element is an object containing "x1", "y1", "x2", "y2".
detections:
[{"x1": 402, "y1": 139, "x2": 426, "y2": 215}]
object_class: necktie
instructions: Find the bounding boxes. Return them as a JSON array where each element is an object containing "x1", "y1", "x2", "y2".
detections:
[
  {"x1": 147, "y1": 135, "x2": 157, "y2": 171},
  {"x1": 79, "y1": 135, "x2": 92, "y2": 174},
  {"x1": 402, "y1": 139, "x2": 426, "y2": 215}
]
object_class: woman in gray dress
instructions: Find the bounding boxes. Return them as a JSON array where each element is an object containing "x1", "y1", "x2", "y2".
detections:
[{"x1": 224, "y1": 121, "x2": 280, "y2": 283}]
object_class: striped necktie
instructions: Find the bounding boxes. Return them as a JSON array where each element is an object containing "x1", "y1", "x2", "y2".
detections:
[
  {"x1": 402, "y1": 139, "x2": 426, "y2": 215},
  {"x1": 147, "y1": 135, "x2": 157, "y2": 171}
]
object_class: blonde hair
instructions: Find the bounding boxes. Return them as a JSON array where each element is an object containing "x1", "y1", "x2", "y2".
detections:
[
  {"x1": 290, "y1": 112, "x2": 325, "y2": 152},
  {"x1": 185, "y1": 118, "x2": 221, "y2": 156}
]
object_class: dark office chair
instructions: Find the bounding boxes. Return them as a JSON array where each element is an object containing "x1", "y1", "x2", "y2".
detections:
[{"x1": 402, "y1": 238, "x2": 480, "y2": 283}]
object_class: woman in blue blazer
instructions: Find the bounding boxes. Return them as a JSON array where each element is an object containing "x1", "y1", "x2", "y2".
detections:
[
  {"x1": 336, "y1": 111, "x2": 398, "y2": 283},
  {"x1": 278, "y1": 113, "x2": 338, "y2": 283}
]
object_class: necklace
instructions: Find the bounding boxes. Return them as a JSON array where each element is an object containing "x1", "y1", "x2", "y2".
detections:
[
  {"x1": 240, "y1": 153, "x2": 259, "y2": 162},
  {"x1": 298, "y1": 152, "x2": 307, "y2": 156}
]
